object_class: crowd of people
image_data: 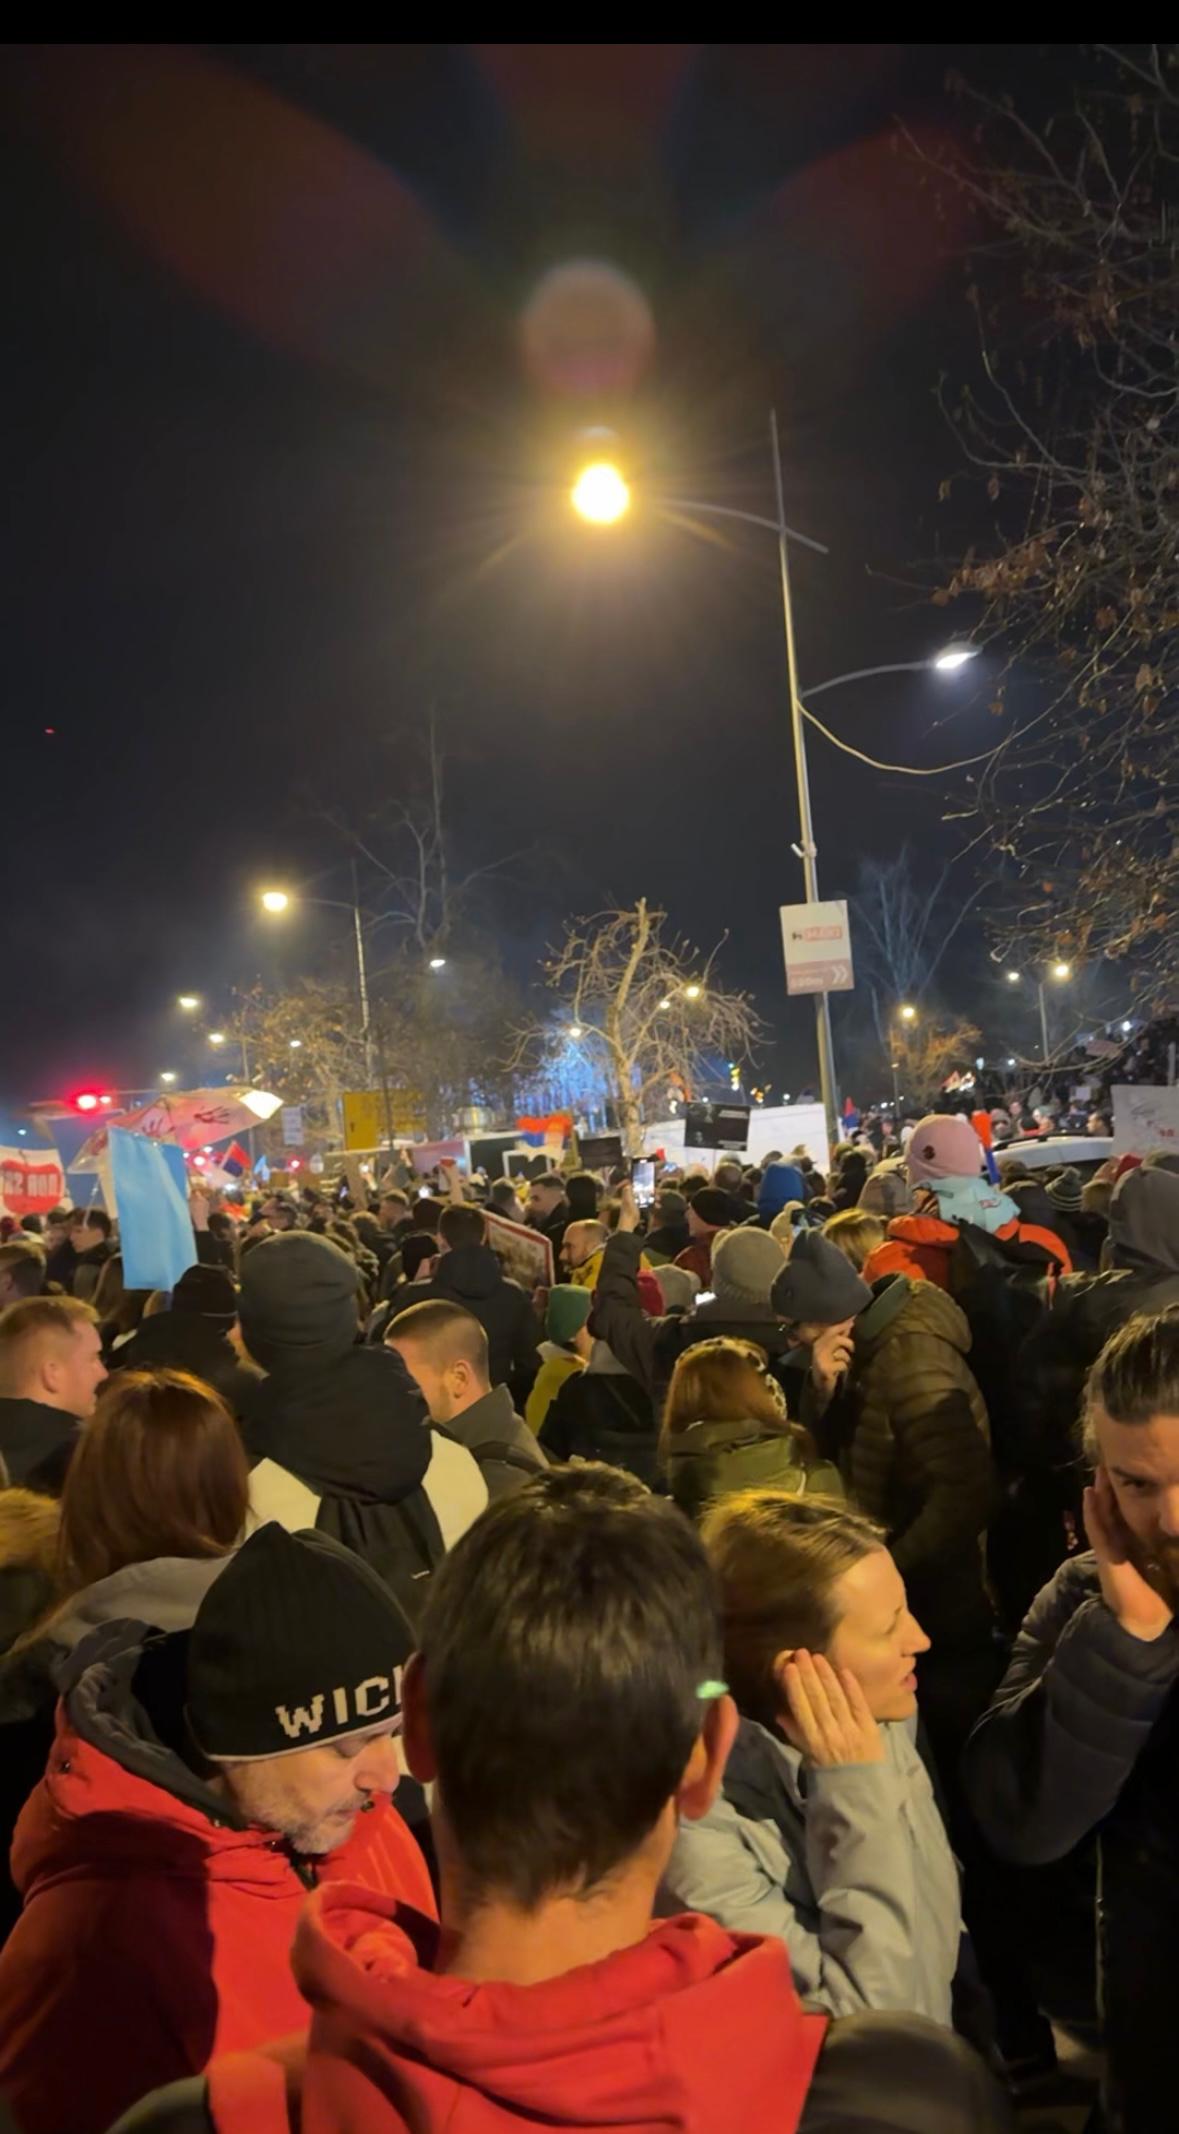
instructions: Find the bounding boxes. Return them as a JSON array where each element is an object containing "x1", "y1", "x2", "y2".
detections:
[{"x1": 0, "y1": 1117, "x2": 1177, "y2": 2129}]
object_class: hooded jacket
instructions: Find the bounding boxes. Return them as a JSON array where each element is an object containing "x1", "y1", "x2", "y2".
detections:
[
  {"x1": 118, "y1": 1310, "x2": 261, "y2": 1418},
  {"x1": 811, "y1": 1278, "x2": 996, "y2": 1653},
  {"x1": 663, "y1": 1715, "x2": 960, "y2": 2026},
  {"x1": 863, "y1": 1177, "x2": 1071, "y2": 1291},
  {"x1": 523, "y1": 1343, "x2": 584, "y2": 1433},
  {"x1": 202, "y1": 1883, "x2": 827, "y2": 2134},
  {"x1": 393, "y1": 1244, "x2": 540, "y2": 1397},
  {"x1": 0, "y1": 1623, "x2": 435, "y2": 2134},
  {"x1": 239, "y1": 1234, "x2": 487, "y2": 1622},
  {"x1": 592, "y1": 1232, "x2": 798, "y2": 1407},
  {"x1": 666, "y1": 1418, "x2": 842, "y2": 1523},
  {"x1": 539, "y1": 1344, "x2": 659, "y2": 1486},
  {"x1": 964, "y1": 1554, "x2": 1179, "y2": 2133}
]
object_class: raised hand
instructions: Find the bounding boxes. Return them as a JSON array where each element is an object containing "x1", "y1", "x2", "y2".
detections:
[
  {"x1": 616, "y1": 1179, "x2": 640, "y2": 1234},
  {"x1": 810, "y1": 1322, "x2": 855, "y2": 1405},
  {"x1": 1084, "y1": 1466, "x2": 1174, "y2": 1643},
  {"x1": 780, "y1": 1649, "x2": 884, "y2": 1767}
]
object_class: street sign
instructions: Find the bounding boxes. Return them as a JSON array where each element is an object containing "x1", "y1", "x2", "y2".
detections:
[
  {"x1": 343, "y1": 1088, "x2": 427, "y2": 1149},
  {"x1": 685, "y1": 1102, "x2": 750, "y2": 1152},
  {"x1": 780, "y1": 899, "x2": 854, "y2": 995},
  {"x1": 280, "y1": 1105, "x2": 304, "y2": 1147}
]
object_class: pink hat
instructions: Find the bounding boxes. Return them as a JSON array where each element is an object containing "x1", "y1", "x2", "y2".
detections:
[{"x1": 906, "y1": 1113, "x2": 985, "y2": 1187}]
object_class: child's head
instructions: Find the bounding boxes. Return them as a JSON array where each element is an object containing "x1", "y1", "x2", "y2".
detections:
[
  {"x1": 702, "y1": 1490, "x2": 929, "y2": 1730},
  {"x1": 403, "y1": 1466, "x2": 735, "y2": 1910}
]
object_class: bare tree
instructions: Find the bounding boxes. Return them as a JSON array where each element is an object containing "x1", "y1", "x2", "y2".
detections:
[
  {"x1": 926, "y1": 47, "x2": 1179, "y2": 1005},
  {"x1": 850, "y1": 848, "x2": 985, "y2": 1047},
  {"x1": 891, "y1": 1011, "x2": 982, "y2": 1111},
  {"x1": 229, "y1": 980, "x2": 365, "y2": 1150},
  {"x1": 514, "y1": 900, "x2": 764, "y2": 1155}
]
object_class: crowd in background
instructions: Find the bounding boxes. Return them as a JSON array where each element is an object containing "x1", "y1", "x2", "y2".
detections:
[{"x1": 0, "y1": 1114, "x2": 1178, "y2": 2129}]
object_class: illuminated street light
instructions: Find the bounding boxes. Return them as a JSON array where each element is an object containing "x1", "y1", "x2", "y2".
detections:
[
  {"x1": 208, "y1": 1031, "x2": 226, "y2": 1047},
  {"x1": 932, "y1": 645, "x2": 979, "y2": 673},
  {"x1": 260, "y1": 889, "x2": 290, "y2": 914},
  {"x1": 658, "y1": 996, "x2": 671, "y2": 1009},
  {"x1": 899, "y1": 1003, "x2": 918, "y2": 1023},
  {"x1": 1052, "y1": 960, "x2": 1072, "y2": 981},
  {"x1": 1006, "y1": 970, "x2": 1021, "y2": 984},
  {"x1": 160, "y1": 1071, "x2": 177, "y2": 1085},
  {"x1": 429, "y1": 956, "x2": 447, "y2": 971},
  {"x1": 684, "y1": 983, "x2": 703, "y2": 1001},
  {"x1": 568, "y1": 1024, "x2": 583, "y2": 1039},
  {"x1": 289, "y1": 1039, "x2": 303, "y2": 1050},
  {"x1": 178, "y1": 994, "x2": 201, "y2": 1011},
  {"x1": 571, "y1": 462, "x2": 630, "y2": 525}
]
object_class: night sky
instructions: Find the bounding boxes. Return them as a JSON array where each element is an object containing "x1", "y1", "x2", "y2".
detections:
[{"x1": 2, "y1": 44, "x2": 1062, "y2": 1106}]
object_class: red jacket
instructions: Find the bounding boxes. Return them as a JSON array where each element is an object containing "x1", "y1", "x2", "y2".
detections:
[
  {"x1": 206, "y1": 1881, "x2": 827, "y2": 2134},
  {"x1": 0, "y1": 1706, "x2": 435, "y2": 2134},
  {"x1": 863, "y1": 1212, "x2": 1072, "y2": 1290}
]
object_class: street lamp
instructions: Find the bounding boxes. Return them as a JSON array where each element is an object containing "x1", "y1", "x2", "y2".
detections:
[
  {"x1": 890, "y1": 1004, "x2": 918, "y2": 1113},
  {"x1": 160, "y1": 1071, "x2": 177, "y2": 1085},
  {"x1": 207, "y1": 1031, "x2": 226, "y2": 1048},
  {"x1": 684, "y1": 983, "x2": 703, "y2": 1002},
  {"x1": 1007, "y1": 965, "x2": 1072, "y2": 1058},
  {"x1": 569, "y1": 419, "x2": 980, "y2": 1150},
  {"x1": 570, "y1": 462, "x2": 630, "y2": 524},
  {"x1": 177, "y1": 994, "x2": 201, "y2": 1012},
  {"x1": 429, "y1": 956, "x2": 447, "y2": 971},
  {"x1": 260, "y1": 884, "x2": 374, "y2": 1083},
  {"x1": 568, "y1": 1024, "x2": 583, "y2": 1039}
]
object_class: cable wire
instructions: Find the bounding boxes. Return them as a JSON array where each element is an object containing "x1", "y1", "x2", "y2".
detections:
[{"x1": 801, "y1": 701, "x2": 1001, "y2": 776}]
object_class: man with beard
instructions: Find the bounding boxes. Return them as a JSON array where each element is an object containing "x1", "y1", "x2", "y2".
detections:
[{"x1": 965, "y1": 1308, "x2": 1179, "y2": 2133}]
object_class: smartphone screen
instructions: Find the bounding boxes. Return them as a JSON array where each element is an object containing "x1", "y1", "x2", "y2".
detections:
[{"x1": 631, "y1": 1159, "x2": 656, "y2": 1207}]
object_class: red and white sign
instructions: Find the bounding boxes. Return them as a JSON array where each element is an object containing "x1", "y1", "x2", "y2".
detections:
[
  {"x1": 0, "y1": 1146, "x2": 66, "y2": 1218},
  {"x1": 780, "y1": 899, "x2": 855, "y2": 996}
]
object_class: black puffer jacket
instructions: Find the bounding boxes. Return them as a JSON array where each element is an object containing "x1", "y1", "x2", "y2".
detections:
[
  {"x1": 964, "y1": 1554, "x2": 1179, "y2": 2133},
  {"x1": 539, "y1": 1362, "x2": 659, "y2": 1487},
  {"x1": 116, "y1": 1312, "x2": 260, "y2": 1418},
  {"x1": 389, "y1": 1245, "x2": 540, "y2": 1397}
]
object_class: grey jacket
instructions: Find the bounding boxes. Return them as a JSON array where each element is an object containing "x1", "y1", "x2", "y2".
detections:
[
  {"x1": 444, "y1": 1384, "x2": 547, "y2": 1500},
  {"x1": 662, "y1": 1714, "x2": 961, "y2": 2025}
]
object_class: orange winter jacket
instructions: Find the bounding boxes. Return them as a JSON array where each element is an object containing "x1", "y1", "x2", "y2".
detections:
[{"x1": 863, "y1": 1212, "x2": 1072, "y2": 1290}]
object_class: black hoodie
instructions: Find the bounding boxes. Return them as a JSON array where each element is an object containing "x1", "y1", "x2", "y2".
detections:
[{"x1": 392, "y1": 1244, "x2": 540, "y2": 1397}]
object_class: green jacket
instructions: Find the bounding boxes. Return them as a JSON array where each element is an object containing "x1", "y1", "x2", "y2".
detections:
[
  {"x1": 667, "y1": 1418, "x2": 844, "y2": 1524},
  {"x1": 810, "y1": 1276, "x2": 997, "y2": 1651}
]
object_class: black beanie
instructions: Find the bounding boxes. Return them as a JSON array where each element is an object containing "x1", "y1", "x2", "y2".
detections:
[
  {"x1": 690, "y1": 1187, "x2": 732, "y2": 1230},
  {"x1": 187, "y1": 1524, "x2": 415, "y2": 1760},
  {"x1": 770, "y1": 1230, "x2": 872, "y2": 1325},
  {"x1": 238, "y1": 1231, "x2": 360, "y2": 1371},
  {"x1": 173, "y1": 1263, "x2": 236, "y2": 1330}
]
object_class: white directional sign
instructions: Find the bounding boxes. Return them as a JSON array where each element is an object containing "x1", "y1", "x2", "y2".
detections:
[{"x1": 780, "y1": 899, "x2": 854, "y2": 996}]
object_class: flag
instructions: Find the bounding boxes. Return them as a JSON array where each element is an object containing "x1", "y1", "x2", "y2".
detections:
[
  {"x1": 108, "y1": 1129, "x2": 194, "y2": 1291},
  {"x1": 221, "y1": 1141, "x2": 251, "y2": 1178}
]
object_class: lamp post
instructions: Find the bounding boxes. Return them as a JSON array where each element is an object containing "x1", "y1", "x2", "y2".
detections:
[
  {"x1": 260, "y1": 883, "x2": 374, "y2": 1084},
  {"x1": 889, "y1": 1003, "x2": 918, "y2": 1114},
  {"x1": 1007, "y1": 963, "x2": 1072, "y2": 1060},
  {"x1": 570, "y1": 421, "x2": 978, "y2": 1150}
]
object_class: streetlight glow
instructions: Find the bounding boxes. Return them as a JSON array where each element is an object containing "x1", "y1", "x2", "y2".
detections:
[
  {"x1": 260, "y1": 889, "x2": 290, "y2": 914},
  {"x1": 1052, "y1": 961, "x2": 1072, "y2": 981},
  {"x1": 160, "y1": 1071, "x2": 177, "y2": 1085},
  {"x1": 429, "y1": 956, "x2": 447, "y2": 971},
  {"x1": 658, "y1": 996, "x2": 671, "y2": 1009},
  {"x1": 178, "y1": 994, "x2": 201, "y2": 1011},
  {"x1": 684, "y1": 983, "x2": 703, "y2": 1001},
  {"x1": 1006, "y1": 970, "x2": 1021, "y2": 984},
  {"x1": 568, "y1": 1024, "x2": 583, "y2": 1039},
  {"x1": 932, "y1": 644, "x2": 979, "y2": 673},
  {"x1": 899, "y1": 1003, "x2": 918, "y2": 1023},
  {"x1": 289, "y1": 1038, "x2": 303, "y2": 1050},
  {"x1": 208, "y1": 1031, "x2": 226, "y2": 1047},
  {"x1": 571, "y1": 462, "x2": 630, "y2": 525}
]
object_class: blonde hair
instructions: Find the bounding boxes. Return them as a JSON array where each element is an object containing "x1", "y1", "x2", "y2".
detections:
[
  {"x1": 702, "y1": 1489, "x2": 885, "y2": 1729},
  {"x1": 0, "y1": 1295, "x2": 97, "y2": 1395},
  {"x1": 822, "y1": 1208, "x2": 885, "y2": 1272},
  {"x1": 769, "y1": 1203, "x2": 807, "y2": 1249},
  {"x1": 661, "y1": 1337, "x2": 797, "y2": 1459}
]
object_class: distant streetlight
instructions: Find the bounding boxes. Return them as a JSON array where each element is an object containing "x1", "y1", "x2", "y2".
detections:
[
  {"x1": 890, "y1": 1004, "x2": 918, "y2": 1113},
  {"x1": 571, "y1": 462, "x2": 630, "y2": 525},
  {"x1": 208, "y1": 1031, "x2": 226, "y2": 1047},
  {"x1": 568, "y1": 1024, "x2": 583, "y2": 1039},
  {"x1": 899, "y1": 1003, "x2": 918, "y2": 1023},
  {"x1": 178, "y1": 994, "x2": 201, "y2": 1012},
  {"x1": 429, "y1": 956, "x2": 447, "y2": 971},
  {"x1": 261, "y1": 883, "x2": 373, "y2": 1081},
  {"x1": 160, "y1": 1071, "x2": 177, "y2": 1085},
  {"x1": 658, "y1": 995, "x2": 672, "y2": 1010},
  {"x1": 289, "y1": 1039, "x2": 303, "y2": 1050},
  {"x1": 1006, "y1": 971, "x2": 1021, "y2": 984},
  {"x1": 932, "y1": 645, "x2": 979, "y2": 673},
  {"x1": 1052, "y1": 960, "x2": 1073, "y2": 981},
  {"x1": 684, "y1": 983, "x2": 703, "y2": 1001},
  {"x1": 1007, "y1": 964, "x2": 1073, "y2": 1058}
]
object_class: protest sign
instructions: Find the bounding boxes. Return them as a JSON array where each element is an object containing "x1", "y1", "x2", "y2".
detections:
[
  {"x1": 1112, "y1": 1084, "x2": 1179, "y2": 1156},
  {"x1": 486, "y1": 1210, "x2": 553, "y2": 1291}
]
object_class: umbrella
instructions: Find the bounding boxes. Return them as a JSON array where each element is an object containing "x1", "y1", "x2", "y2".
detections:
[{"x1": 73, "y1": 1086, "x2": 282, "y2": 1171}]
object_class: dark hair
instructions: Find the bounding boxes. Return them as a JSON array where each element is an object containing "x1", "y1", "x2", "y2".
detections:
[
  {"x1": 399, "y1": 1233, "x2": 439, "y2": 1282},
  {"x1": 387, "y1": 1297, "x2": 489, "y2": 1379},
  {"x1": 530, "y1": 1172, "x2": 565, "y2": 1198},
  {"x1": 439, "y1": 1204, "x2": 487, "y2": 1251},
  {"x1": 1083, "y1": 1309, "x2": 1179, "y2": 1456},
  {"x1": 58, "y1": 1368, "x2": 249, "y2": 1589},
  {"x1": 0, "y1": 1243, "x2": 46, "y2": 1302},
  {"x1": 418, "y1": 1465, "x2": 722, "y2": 1907},
  {"x1": 703, "y1": 1491, "x2": 885, "y2": 1730},
  {"x1": 207, "y1": 1210, "x2": 234, "y2": 1242},
  {"x1": 410, "y1": 1197, "x2": 445, "y2": 1237},
  {"x1": 489, "y1": 1179, "x2": 520, "y2": 1210},
  {"x1": 380, "y1": 1189, "x2": 410, "y2": 1212},
  {"x1": 77, "y1": 1208, "x2": 112, "y2": 1240},
  {"x1": 565, "y1": 1171, "x2": 603, "y2": 1220},
  {"x1": 91, "y1": 1253, "x2": 152, "y2": 1336}
]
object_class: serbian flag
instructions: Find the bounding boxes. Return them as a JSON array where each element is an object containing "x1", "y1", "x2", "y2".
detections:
[{"x1": 221, "y1": 1141, "x2": 252, "y2": 1178}]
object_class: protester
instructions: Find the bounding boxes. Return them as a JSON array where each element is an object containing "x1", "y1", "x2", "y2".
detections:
[
  {"x1": 239, "y1": 1233, "x2": 486, "y2": 1619},
  {"x1": 770, "y1": 1201, "x2": 810, "y2": 1248},
  {"x1": 377, "y1": 1196, "x2": 445, "y2": 1300},
  {"x1": 564, "y1": 1169, "x2": 603, "y2": 1221},
  {"x1": 756, "y1": 1161, "x2": 810, "y2": 1230},
  {"x1": 525, "y1": 1172, "x2": 571, "y2": 1252},
  {"x1": 0, "y1": 1491, "x2": 58, "y2": 1659},
  {"x1": 488, "y1": 1176, "x2": 525, "y2": 1224},
  {"x1": 525, "y1": 1282, "x2": 593, "y2": 1432},
  {"x1": 559, "y1": 1215, "x2": 608, "y2": 1278},
  {"x1": 863, "y1": 1114, "x2": 1072, "y2": 1289},
  {"x1": 0, "y1": 1296, "x2": 105, "y2": 1494},
  {"x1": 0, "y1": 1522, "x2": 431, "y2": 2134},
  {"x1": 772, "y1": 1231, "x2": 998, "y2": 1770},
  {"x1": 822, "y1": 1208, "x2": 886, "y2": 1272},
  {"x1": 662, "y1": 1337, "x2": 842, "y2": 1520},
  {"x1": 118, "y1": 1263, "x2": 259, "y2": 1416},
  {"x1": 91, "y1": 1252, "x2": 153, "y2": 1361},
  {"x1": 259, "y1": 1191, "x2": 300, "y2": 1232},
  {"x1": 674, "y1": 1184, "x2": 730, "y2": 1282},
  {"x1": 964, "y1": 1309, "x2": 1179, "y2": 2133},
  {"x1": 0, "y1": 1246, "x2": 44, "y2": 1313},
  {"x1": 137, "y1": 1468, "x2": 1012, "y2": 2134},
  {"x1": 45, "y1": 1207, "x2": 114, "y2": 1300},
  {"x1": 859, "y1": 1159, "x2": 914, "y2": 1221},
  {"x1": 387, "y1": 1299, "x2": 546, "y2": 1498},
  {"x1": 831, "y1": 1147, "x2": 871, "y2": 1213},
  {"x1": 391, "y1": 1203, "x2": 540, "y2": 1399},
  {"x1": 643, "y1": 1185, "x2": 690, "y2": 1262},
  {"x1": 595, "y1": 1191, "x2": 793, "y2": 1404},
  {"x1": 663, "y1": 1491, "x2": 968, "y2": 2030},
  {"x1": 539, "y1": 1336, "x2": 658, "y2": 1485}
]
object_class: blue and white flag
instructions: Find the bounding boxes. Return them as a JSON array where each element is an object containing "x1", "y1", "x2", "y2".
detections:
[{"x1": 108, "y1": 1129, "x2": 194, "y2": 1291}]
